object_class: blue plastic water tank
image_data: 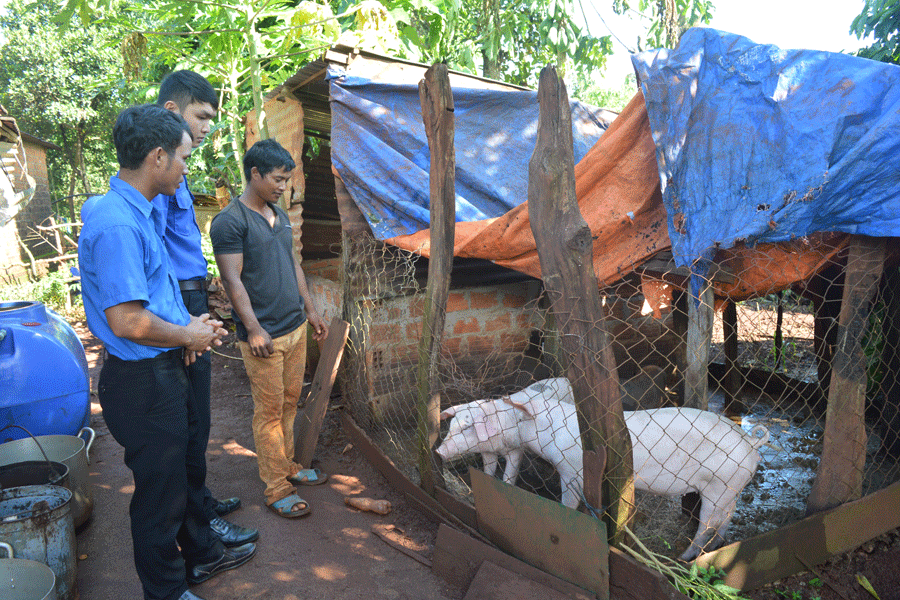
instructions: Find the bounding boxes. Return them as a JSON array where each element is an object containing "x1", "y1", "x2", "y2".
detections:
[{"x1": 0, "y1": 301, "x2": 90, "y2": 441}]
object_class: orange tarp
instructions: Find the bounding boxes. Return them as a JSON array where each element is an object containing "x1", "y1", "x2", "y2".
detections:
[{"x1": 383, "y1": 93, "x2": 847, "y2": 301}]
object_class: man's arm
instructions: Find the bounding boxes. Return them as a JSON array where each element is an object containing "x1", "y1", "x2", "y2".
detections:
[
  {"x1": 215, "y1": 252, "x2": 275, "y2": 358},
  {"x1": 105, "y1": 301, "x2": 226, "y2": 355},
  {"x1": 295, "y1": 262, "x2": 328, "y2": 341}
]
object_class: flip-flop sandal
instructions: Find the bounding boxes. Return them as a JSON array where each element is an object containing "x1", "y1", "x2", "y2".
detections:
[
  {"x1": 288, "y1": 468, "x2": 329, "y2": 486},
  {"x1": 268, "y1": 494, "x2": 311, "y2": 518}
]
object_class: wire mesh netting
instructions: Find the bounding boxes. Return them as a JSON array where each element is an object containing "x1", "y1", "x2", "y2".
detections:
[{"x1": 336, "y1": 233, "x2": 900, "y2": 560}]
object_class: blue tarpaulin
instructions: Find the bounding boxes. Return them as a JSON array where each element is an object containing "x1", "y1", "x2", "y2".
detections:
[
  {"x1": 328, "y1": 65, "x2": 614, "y2": 241},
  {"x1": 633, "y1": 28, "x2": 900, "y2": 268}
]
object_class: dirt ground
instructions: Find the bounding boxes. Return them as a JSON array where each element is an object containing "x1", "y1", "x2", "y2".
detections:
[
  {"x1": 70, "y1": 320, "x2": 900, "y2": 600},
  {"x1": 73, "y1": 322, "x2": 461, "y2": 600}
]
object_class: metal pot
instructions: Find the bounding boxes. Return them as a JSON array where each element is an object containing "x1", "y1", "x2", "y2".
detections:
[
  {"x1": 0, "y1": 541, "x2": 57, "y2": 600},
  {"x1": 0, "y1": 427, "x2": 94, "y2": 527},
  {"x1": 0, "y1": 485, "x2": 76, "y2": 600},
  {"x1": 0, "y1": 460, "x2": 69, "y2": 489}
]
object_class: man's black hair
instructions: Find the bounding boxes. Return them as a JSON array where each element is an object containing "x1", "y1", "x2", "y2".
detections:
[
  {"x1": 243, "y1": 138, "x2": 296, "y2": 182},
  {"x1": 157, "y1": 70, "x2": 219, "y2": 112},
  {"x1": 113, "y1": 104, "x2": 191, "y2": 170}
]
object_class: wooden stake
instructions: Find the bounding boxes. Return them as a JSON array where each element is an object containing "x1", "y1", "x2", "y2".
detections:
[
  {"x1": 527, "y1": 65, "x2": 634, "y2": 543},
  {"x1": 415, "y1": 63, "x2": 455, "y2": 495}
]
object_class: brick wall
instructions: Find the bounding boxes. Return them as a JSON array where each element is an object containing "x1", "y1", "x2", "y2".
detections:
[{"x1": 303, "y1": 252, "x2": 681, "y2": 426}]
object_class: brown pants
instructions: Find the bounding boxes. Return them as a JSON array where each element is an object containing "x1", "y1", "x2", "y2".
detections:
[{"x1": 238, "y1": 323, "x2": 307, "y2": 504}]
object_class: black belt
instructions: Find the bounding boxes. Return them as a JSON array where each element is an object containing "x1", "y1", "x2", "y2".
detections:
[
  {"x1": 178, "y1": 279, "x2": 207, "y2": 292},
  {"x1": 104, "y1": 347, "x2": 183, "y2": 363}
]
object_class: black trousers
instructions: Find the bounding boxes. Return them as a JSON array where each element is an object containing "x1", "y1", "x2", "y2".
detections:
[
  {"x1": 180, "y1": 287, "x2": 218, "y2": 521},
  {"x1": 99, "y1": 349, "x2": 223, "y2": 600}
]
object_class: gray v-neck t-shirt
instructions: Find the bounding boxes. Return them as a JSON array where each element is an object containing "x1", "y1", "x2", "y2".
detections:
[{"x1": 210, "y1": 199, "x2": 306, "y2": 341}]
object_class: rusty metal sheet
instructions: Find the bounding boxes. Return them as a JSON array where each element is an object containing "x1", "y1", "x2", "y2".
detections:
[{"x1": 470, "y1": 467, "x2": 609, "y2": 599}]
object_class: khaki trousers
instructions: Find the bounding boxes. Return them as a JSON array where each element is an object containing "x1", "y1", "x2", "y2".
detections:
[{"x1": 238, "y1": 323, "x2": 306, "y2": 504}]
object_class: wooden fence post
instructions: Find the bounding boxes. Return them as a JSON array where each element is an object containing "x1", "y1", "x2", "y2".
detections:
[
  {"x1": 807, "y1": 235, "x2": 885, "y2": 514},
  {"x1": 527, "y1": 65, "x2": 634, "y2": 542},
  {"x1": 415, "y1": 64, "x2": 455, "y2": 495},
  {"x1": 684, "y1": 273, "x2": 714, "y2": 410}
]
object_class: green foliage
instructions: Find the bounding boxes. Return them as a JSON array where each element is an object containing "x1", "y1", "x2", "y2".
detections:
[
  {"x1": 573, "y1": 73, "x2": 639, "y2": 111},
  {"x1": 200, "y1": 234, "x2": 219, "y2": 279},
  {"x1": 0, "y1": 269, "x2": 83, "y2": 317},
  {"x1": 852, "y1": 0, "x2": 900, "y2": 64},
  {"x1": 612, "y1": 0, "x2": 714, "y2": 50},
  {"x1": 0, "y1": 0, "x2": 137, "y2": 215}
]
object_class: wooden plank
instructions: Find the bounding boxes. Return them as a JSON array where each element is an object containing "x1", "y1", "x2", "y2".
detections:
[
  {"x1": 527, "y1": 64, "x2": 633, "y2": 542},
  {"x1": 339, "y1": 409, "x2": 484, "y2": 540},
  {"x1": 808, "y1": 235, "x2": 885, "y2": 513},
  {"x1": 295, "y1": 317, "x2": 350, "y2": 468},
  {"x1": 463, "y1": 560, "x2": 577, "y2": 600},
  {"x1": 608, "y1": 546, "x2": 691, "y2": 600},
  {"x1": 415, "y1": 63, "x2": 455, "y2": 495},
  {"x1": 470, "y1": 467, "x2": 609, "y2": 599},
  {"x1": 722, "y1": 300, "x2": 743, "y2": 413},
  {"x1": 684, "y1": 275, "x2": 714, "y2": 410},
  {"x1": 433, "y1": 525, "x2": 595, "y2": 600},
  {"x1": 695, "y1": 480, "x2": 900, "y2": 591}
]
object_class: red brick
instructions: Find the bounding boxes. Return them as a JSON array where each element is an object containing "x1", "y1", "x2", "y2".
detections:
[
  {"x1": 370, "y1": 323, "x2": 400, "y2": 343},
  {"x1": 446, "y1": 292, "x2": 469, "y2": 313},
  {"x1": 484, "y1": 313, "x2": 511, "y2": 332},
  {"x1": 502, "y1": 293, "x2": 527, "y2": 308},
  {"x1": 468, "y1": 334, "x2": 497, "y2": 354},
  {"x1": 406, "y1": 322, "x2": 423, "y2": 339},
  {"x1": 443, "y1": 336, "x2": 462, "y2": 355},
  {"x1": 453, "y1": 317, "x2": 481, "y2": 335},
  {"x1": 500, "y1": 332, "x2": 529, "y2": 353},
  {"x1": 408, "y1": 298, "x2": 425, "y2": 319},
  {"x1": 470, "y1": 290, "x2": 498, "y2": 310}
]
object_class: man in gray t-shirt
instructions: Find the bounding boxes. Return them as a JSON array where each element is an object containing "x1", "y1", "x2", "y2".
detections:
[{"x1": 210, "y1": 139, "x2": 329, "y2": 519}]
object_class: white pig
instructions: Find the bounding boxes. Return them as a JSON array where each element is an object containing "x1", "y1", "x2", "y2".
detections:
[{"x1": 436, "y1": 378, "x2": 769, "y2": 561}]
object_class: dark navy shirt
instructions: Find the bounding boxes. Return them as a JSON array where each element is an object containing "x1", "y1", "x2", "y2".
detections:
[
  {"x1": 210, "y1": 198, "x2": 305, "y2": 341},
  {"x1": 151, "y1": 176, "x2": 208, "y2": 281},
  {"x1": 79, "y1": 176, "x2": 190, "y2": 360}
]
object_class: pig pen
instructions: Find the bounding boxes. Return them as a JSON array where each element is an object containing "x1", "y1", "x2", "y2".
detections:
[{"x1": 336, "y1": 240, "x2": 900, "y2": 562}]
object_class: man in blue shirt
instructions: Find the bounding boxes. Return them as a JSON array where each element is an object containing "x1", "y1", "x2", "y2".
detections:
[
  {"x1": 153, "y1": 70, "x2": 258, "y2": 548},
  {"x1": 79, "y1": 104, "x2": 256, "y2": 600}
]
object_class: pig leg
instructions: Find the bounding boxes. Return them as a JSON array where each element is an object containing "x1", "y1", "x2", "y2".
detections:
[
  {"x1": 558, "y1": 467, "x2": 581, "y2": 509},
  {"x1": 680, "y1": 488, "x2": 736, "y2": 561},
  {"x1": 501, "y1": 449, "x2": 524, "y2": 485},
  {"x1": 481, "y1": 452, "x2": 499, "y2": 478}
]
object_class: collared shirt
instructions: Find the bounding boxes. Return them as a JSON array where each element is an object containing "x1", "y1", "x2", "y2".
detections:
[
  {"x1": 79, "y1": 176, "x2": 190, "y2": 360},
  {"x1": 210, "y1": 198, "x2": 305, "y2": 341},
  {"x1": 151, "y1": 176, "x2": 208, "y2": 281}
]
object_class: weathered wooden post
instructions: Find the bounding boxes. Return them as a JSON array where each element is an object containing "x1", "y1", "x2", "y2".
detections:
[
  {"x1": 684, "y1": 271, "x2": 714, "y2": 410},
  {"x1": 722, "y1": 300, "x2": 744, "y2": 414},
  {"x1": 415, "y1": 64, "x2": 455, "y2": 495},
  {"x1": 807, "y1": 235, "x2": 885, "y2": 514},
  {"x1": 527, "y1": 65, "x2": 634, "y2": 542}
]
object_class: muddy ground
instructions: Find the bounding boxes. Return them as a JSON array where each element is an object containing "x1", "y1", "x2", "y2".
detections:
[{"x1": 71, "y1": 321, "x2": 900, "y2": 600}]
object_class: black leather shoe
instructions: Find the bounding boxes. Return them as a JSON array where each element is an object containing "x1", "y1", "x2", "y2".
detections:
[
  {"x1": 209, "y1": 516, "x2": 259, "y2": 547},
  {"x1": 213, "y1": 496, "x2": 241, "y2": 516},
  {"x1": 186, "y1": 542, "x2": 256, "y2": 585},
  {"x1": 179, "y1": 591, "x2": 205, "y2": 600}
]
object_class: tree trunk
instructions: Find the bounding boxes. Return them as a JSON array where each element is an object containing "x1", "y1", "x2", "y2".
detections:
[
  {"x1": 527, "y1": 65, "x2": 633, "y2": 544},
  {"x1": 481, "y1": 0, "x2": 501, "y2": 79}
]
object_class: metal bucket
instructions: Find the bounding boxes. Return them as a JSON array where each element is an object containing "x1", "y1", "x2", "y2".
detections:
[
  {"x1": 0, "y1": 541, "x2": 57, "y2": 600},
  {"x1": 0, "y1": 460, "x2": 70, "y2": 490},
  {"x1": 0, "y1": 428, "x2": 94, "y2": 528},
  {"x1": 0, "y1": 485, "x2": 76, "y2": 600}
]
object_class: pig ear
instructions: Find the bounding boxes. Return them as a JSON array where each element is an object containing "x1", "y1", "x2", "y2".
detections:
[{"x1": 440, "y1": 407, "x2": 456, "y2": 420}]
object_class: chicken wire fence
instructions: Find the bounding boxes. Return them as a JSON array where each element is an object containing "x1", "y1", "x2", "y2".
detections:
[{"x1": 335, "y1": 234, "x2": 900, "y2": 560}]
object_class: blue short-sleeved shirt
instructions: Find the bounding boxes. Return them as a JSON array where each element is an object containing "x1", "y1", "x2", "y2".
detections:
[
  {"x1": 151, "y1": 176, "x2": 208, "y2": 281},
  {"x1": 79, "y1": 176, "x2": 190, "y2": 360}
]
